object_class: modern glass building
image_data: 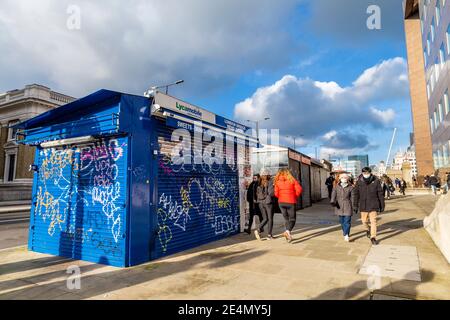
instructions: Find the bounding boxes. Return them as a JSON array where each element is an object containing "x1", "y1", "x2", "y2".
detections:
[
  {"x1": 348, "y1": 155, "x2": 369, "y2": 168},
  {"x1": 404, "y1": 0, "x2": 450, "y2": 176}
]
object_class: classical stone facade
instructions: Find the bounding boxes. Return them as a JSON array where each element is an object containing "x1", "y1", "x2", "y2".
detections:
[{"x1": 0, "y1": 84, "x2": 74, "y2": 201}]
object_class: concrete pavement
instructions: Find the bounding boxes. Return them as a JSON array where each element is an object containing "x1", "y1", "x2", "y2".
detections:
[
  {"x1": 0, "y1": 211, "x2": 29, "y2": 250},
  {"x1": 0, "y1": 195, "x2": 449, "y2": 300}
]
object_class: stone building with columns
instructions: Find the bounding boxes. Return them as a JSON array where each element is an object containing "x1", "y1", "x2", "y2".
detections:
[{"x1": 0, "y1": 84, "x2": 74, "y2": 202}]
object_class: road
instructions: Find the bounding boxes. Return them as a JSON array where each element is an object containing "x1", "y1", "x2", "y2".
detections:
[{"x1": 0, "y1": 211, "x2": 30, "y2": 250}]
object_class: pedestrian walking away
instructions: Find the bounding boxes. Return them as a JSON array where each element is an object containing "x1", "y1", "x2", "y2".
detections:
[
  {"x1": 428, "y1": 174, "x2": 439, "y2": 195},
  {"x1": 353, "y1": 167, "x2": 385, "y2": 246},
  {"x1": 325, "y1": 173, "x2": 335, "y2": 199},
  {"x1": 254, "y1": 170, "x2": 274, "y2": 241},
  {"x1": 330, "y1": 173, "x2": 355, "y2": 242},
  {"x1": 245, "y1": 174, "x2": 263, "y2": 234},
  {"x1": 274, "y1": 168, "x2": 302, "y2": 243},
  {"x1": 444, "y1": 172, "x2": 450, "y2": 194},
  {"x1": 395, "y1": 178, "x2": 401, "y2": 189},
  {"x1": 400, "y1": 179, "x2": 407, "y2": 196}
]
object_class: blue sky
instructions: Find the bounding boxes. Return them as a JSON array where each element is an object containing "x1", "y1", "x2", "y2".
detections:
[{"x1": 0, "y1": 0, "x2": 411, "y2": 165}]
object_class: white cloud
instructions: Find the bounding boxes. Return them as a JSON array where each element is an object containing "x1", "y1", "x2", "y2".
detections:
[
  {"x1": 0, "y1": 0, "x2": 302, "y2": 96},
  {"x1": 234, "y1": 57, "x2": 407, "y2": 150}
]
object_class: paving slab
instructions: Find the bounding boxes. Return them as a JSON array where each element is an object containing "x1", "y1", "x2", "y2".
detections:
[{"x1": 359, "y1": 245, "x2": 421, "y2": 282}]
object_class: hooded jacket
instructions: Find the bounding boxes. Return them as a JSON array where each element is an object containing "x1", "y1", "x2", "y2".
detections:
[
  {"x1": 353, "y1": 175, "x2": 385, "y2": 212},
  {"x1": 274, "y1": 176, "x2": 302, "y2": 204}
]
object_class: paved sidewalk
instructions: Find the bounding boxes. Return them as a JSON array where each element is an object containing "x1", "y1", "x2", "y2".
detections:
[{"x1": 0, "y1": 195, "x2": 449, "y2": 300}]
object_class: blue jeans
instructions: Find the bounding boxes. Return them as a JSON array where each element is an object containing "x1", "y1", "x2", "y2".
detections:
[
  {"x1": 431, "y1": 185, "x2": 438, "y2": 195},
  {"x1": 339, "y1": 216, "x2": 352, "y2": 237}
]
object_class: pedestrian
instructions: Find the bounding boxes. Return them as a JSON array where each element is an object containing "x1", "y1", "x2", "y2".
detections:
[
  {"x1": 428, "y1": 174, "x2": 439, "y2": 195},
  {"x1": 330, "y1": 173, "x2": 355, "y2": 242},
  {"x1": 382, "y1": 175, "x2": 391, "y2": 200},
  {"x1": 245, "y1": 174, "x2": 263, "y2": 234},
  {"x1": 395, "y1": 178, "x2": 401, "y2": 189},
  {"x1": 353, "y1": 167, "x2": 385, "y2": 246},
  {"x1": 424, "y1": 175, "x2": 430, "y2": 188},
  {"x1": 400, "y1": 179, "x2": 407, "y2": 196},
  {"x1": 325, "y1": 173, "x2": 335, "y2": 199},
  {"x1": 444, "y1": 172, "x2": 450, "y2": 194},
  {"x1": 254, "y1": 170, "x2": 274, "y2": 241},
  {"x1": 274, "y1": 168, "x2": 303, "y2": 243},
  {"x1": 412, "y1": 175, "x2": 418, "y2": 188}
]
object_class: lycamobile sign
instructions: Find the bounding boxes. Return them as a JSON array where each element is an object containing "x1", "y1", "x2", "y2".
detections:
[{"x1": 176, "y1": 102, "x2": 202, "y2": 118}]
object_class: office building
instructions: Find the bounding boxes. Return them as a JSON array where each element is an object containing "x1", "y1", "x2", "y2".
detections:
[{"x1": 404, "y1": 0, "x2": 450, "y2": 176}]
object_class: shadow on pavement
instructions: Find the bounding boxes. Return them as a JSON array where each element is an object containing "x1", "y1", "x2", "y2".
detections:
[
  {"x1": 350, "y1": 218, "x2": 423, "y2": 243},
  {"x1": 0, "y1": 248, "x2": 268, "y2": 300},
  {"x1": 0, "y1": 255, "x2": 74, "y2": 276},
  {"x1": 311, "y1": 269, "x2": 435, "y2": 300}
]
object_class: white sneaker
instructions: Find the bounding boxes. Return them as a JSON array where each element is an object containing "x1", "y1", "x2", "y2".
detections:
[
  {"x1": 286, "y1": 230, "x2": 293, "y2": 243},
  {"x1": 344, "y1": 235, "x2": 350, "y2": 242},
  {"x1": 254, "y1": 230, "x2": 261, "y2": 241}
]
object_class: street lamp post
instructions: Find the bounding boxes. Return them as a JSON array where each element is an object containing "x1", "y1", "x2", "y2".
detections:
[
  {"x1": 287, "y1": 135, "x2": 305, "y2": 151},
  {"x1": 247, "y1": 118, "x2": 270, "y2": 142},
  {"x1": 149, "y1": 80, "x2": 185, "y2": 95}
]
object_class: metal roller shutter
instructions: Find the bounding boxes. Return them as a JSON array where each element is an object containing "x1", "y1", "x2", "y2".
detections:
[
  {"x1": 29, "y1": 137, "x2": 129, "y2": 267},
  {"x1": 311, "y1": 166, "x2": 322, "y2": 202},
  {"x1": 153, "y1": 119, "x2": 241, "y2": 258},
  {"x1": 301, "y1": 163, "x2": 311, "y2": 208},
  {"x1": 289, "y1": 159, "x2": 302, "y2": 210}
]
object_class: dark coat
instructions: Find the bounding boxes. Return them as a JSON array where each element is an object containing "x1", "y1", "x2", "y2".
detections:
[
  {"x1": 325, "y1": 176, "x2": 334, "y2": 188},
  {"x1": 247, "y1": 181, "x2": 258, "y2": 204},
  {"x1": 330, "y1": 184, "x2": 355, "y2": 216},
  {"x1": 353, "y1": 175, "x2": 385, "y2": 213},
  {"x1": 429, "y1": 176, "x2": 439, "y2": 186}
]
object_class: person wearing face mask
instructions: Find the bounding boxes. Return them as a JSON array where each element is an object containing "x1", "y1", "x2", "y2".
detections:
[
  {"x1": 330, "y1": 174, "x2": 355, "y2": 242},
  {"x1": 353, "y1": 167, "x2": 385, "y2": 246}
]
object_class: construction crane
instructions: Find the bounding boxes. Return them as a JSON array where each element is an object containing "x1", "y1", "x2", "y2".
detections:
[{"x1": 386, "y1": 128, "x2": 397, "y2": 169}]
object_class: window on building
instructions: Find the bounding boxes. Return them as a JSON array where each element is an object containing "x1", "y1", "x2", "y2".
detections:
[
  {"x1": 439, "y1": 101, "x2": 444, "y2": 122},
  {"x1": 427, "y1": 81, "x2": 431, "y2": 99},
  {"x1": 7, "y1": 120, "x2": 19, "y2": 141},
  {"x1": 424, "y1": 1, "x2": 428, "y2": 21},
  {"x1": 435, "y1": 57, "x2": 440, "y2": 81},
  {"x1": 438, "y1": 149, "x2": 443, "y2": 168},
  {"x1": 445, "y1": 90, "x2": 450, "y2": 115},
  {"x1": 5, "y1": 153, "x2": 16, "y2": 182},
  {"x1": 440, "y1": 43, "x2": 446, "y2": 68},
  {"x1": 444, "y1": 144, "x2": 449, "y2": 166},
  {"x1": 430, "y1": 118, "x2": 435, "y2": 133},
  {"x1": 431, "y1": 69, "x2": 435, "y2": 92},
  {"x1": 436, "y1": 0, "x2": 441, "y2": 26},
  {"x1": 447, "y1": 24, "x2": 450, "y2": 54},
  {"x1": 427, "y1": 32, "x2": 431, "y2": 55},
  {"x1": 431, "y1": 17, "x2": 435, "y2": 42},
  {"x1": 424, "y1": 49, "x2": 428, "y2": 66},
  {"x1": 434, "y1": 110, "x2": 439, "y2": 128}
]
